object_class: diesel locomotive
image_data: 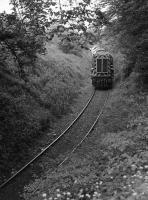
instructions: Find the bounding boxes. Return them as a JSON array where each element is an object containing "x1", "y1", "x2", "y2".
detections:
[{"x1": 91, "y1": 48, "x2": 114, "y2": 89}]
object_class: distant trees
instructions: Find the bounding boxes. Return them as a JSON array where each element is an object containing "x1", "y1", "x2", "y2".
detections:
[
  {"x1": 1, "y1": 0, "x2": 147, "y2": 85},
  {"x1": 0, "y1": 10, "x2": 46, "y2": 81},
  {"x1": 100, "y1": 0, "x2": 148, "y2": 86},
  {"x1": 0, "y1": 0, "x2": 109, "y2": 79}
]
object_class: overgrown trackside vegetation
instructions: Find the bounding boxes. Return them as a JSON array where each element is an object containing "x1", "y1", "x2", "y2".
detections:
[
  {"x1": 20, "y1": 0, "x2": 148, "y2": 199},
  {"x1": 0, "y1": 0, "x2": 148, "y2": 196},
  {"x1": 100, "y1": 0, "x2": 148, "y2": 85},
  {"x1": 23, "y1": 77, "x2": 148, "y2": 200},
  {"x1": 0, "y1": 0, "x2": 109, "y2": 181},
  {"x1": 0, "y1": 37, "x2": 92, "y2": 180}
]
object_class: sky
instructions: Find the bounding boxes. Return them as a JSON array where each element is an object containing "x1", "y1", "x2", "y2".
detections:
[
  {"x1": 0, "y1": 0, "x2": 78, "y2": 13},
  {"x1": 0, "y1": 0, "x2": 104, "y2": 14},
  {"x1": 0, "y1": 0, "x2": 12, "y2": 13},
  {"x1": 0, "y1": 0, "x2": 100, "y2": 13}
]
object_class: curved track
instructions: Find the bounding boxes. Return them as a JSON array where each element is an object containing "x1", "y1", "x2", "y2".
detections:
[{"x1": 0, "y1": 89, "x2": 109, "y2": 200}]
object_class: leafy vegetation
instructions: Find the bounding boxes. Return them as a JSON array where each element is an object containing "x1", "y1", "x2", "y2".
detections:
[
  {"x1": 100, "y1": 0, "x2": 148, "y2": 86},
  {"x1": 0, "y1": 38, "x2": 91, "y2": 183},
  {"x1": 23, "y1": 77, "x2": 148, "y2": 200},
  {"x1": 0, "y1": 0, "x2": 101, "y2": 181},
  {"x1": 0, "y1": 0, "x2": 148, "y2": 197}
]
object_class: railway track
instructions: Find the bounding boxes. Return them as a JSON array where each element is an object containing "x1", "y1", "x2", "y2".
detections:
[{"x1": 0, "y1": 89, "x2": 109, "y2": 200}]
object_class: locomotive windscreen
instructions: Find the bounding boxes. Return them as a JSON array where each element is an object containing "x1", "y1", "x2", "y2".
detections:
[
  {"x1": 96, "y1": 59, "x2": 108, "y2": 72},
  {"x1": 97, "y1": 59, "x2": 101, "y2": 72},
  {"x1": 102, "y1": 59, "x2": 108, "y2": 72}
]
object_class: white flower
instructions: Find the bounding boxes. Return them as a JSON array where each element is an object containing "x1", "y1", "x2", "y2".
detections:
[
  {"x1": 99, "y1": 181, "x2": 103, "y2": 185},
  {"x1": 123, "y1": 175, "x2": 127, "y2": 179},
  {"x1": 79, "y1": 194, "x2": 84, "y2": 198},
  {"x1": 74, "y1": 179, "x2": 78, "y2": 184},
  {"x1": 93, "y1": 191, "x2": 100, "y2": 197},
  {"x1": 137, "y1": 175, "x2": 143, "y2": 179},
  {"x1": 132, "y1": 192, "x2": 137, "y2": 196},
  {"x1": 42, "y1": 193, "x2": 47, "y2": 197},
  {"x1": 56, "y1": 193, "x2": 61, "y2": 198},
  {"x1": 56, "y1": 189, "x2": 60, "y2": 193},
  {"x1": 79, "y1": 189, "x2": 83, "y2": 194},
  {"x1": 86, "y1": 193, "x2": 91, "y2": 198},
  {"x1": 131, "y1": 164, "x2": 137, "y2": 170},
  {"x1": 132, "y1": 174, "x2": 137, "y2": 177},
  {"x1": 67, "y1": 192, "x2": 71, "y2": 196},
  {"x1": 144, "y1": 165, "x2": 148, "y2": 169}
]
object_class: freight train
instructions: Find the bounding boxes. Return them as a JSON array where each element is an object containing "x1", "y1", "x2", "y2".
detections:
[{"x1": 91, "y1": 48, "x2": 114, "y2": 89}]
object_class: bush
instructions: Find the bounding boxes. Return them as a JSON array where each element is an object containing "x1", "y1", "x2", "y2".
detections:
[{"x1": 0, "y1": 46, "x2": 89, "y2": 181}]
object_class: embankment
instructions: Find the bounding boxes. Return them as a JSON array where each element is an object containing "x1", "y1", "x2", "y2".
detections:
[{"x1": 0, "y1": 42, "x2": 92, "y2": 182}]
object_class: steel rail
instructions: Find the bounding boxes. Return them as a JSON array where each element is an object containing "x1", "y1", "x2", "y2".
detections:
[
  {"x1": 31, "y1": 91, "x2": 110, "y2": 195},
  {"x1": 57, "y1": 91, "x2": 110, "y2": 168},
  {"x1": 0, "y1": 90, "x2": 95, "y2": 190}
]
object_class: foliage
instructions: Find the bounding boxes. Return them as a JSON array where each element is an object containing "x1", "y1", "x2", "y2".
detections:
[
  {"x1": 0, "y1": 0, "x2": 107, "y2": 77},
  {"x1": 0, "y1": 0, "x2": 99, "y2": 182},
  {"x1": 23, "y1": 78, "x2": 148, "y2": 200},
  {"x1": 1, "y1": 0, "x2": 148, "y2": 197},
  {"x1": 99, "y1": 0, "x2": 148, "y2": 86},
  {"x1": 0, "y1": 12, "x2": 45, "y2": 80},
  {"x1": 0, "y1": 43, "x2": 90, "y2": 182}
]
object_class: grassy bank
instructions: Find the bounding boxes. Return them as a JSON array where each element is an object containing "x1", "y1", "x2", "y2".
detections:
[
  {"x1": 0, "y1": 42, "x2": 92, "y2": 182},
  {"x1": 23, "y1": 73, "x2": 148, "y2": 200}
]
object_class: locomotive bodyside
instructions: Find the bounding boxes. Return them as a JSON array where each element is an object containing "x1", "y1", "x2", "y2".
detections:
[{"x1": 91, "y1": 50, "x2": 114, "y2": 89}]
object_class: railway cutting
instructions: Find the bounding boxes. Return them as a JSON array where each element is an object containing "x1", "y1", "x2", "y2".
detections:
[{"x1": 0, "y1": 89, "x2": 109, "y2": 200}]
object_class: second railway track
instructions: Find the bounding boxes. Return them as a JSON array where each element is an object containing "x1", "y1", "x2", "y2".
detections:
[{"x1": 0, "y1": 89, "x2": 110, "y2": 200}]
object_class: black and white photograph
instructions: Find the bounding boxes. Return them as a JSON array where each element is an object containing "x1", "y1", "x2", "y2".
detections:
[{"x1": 0, "y1": 0, "x2": 148, "y2": 199}]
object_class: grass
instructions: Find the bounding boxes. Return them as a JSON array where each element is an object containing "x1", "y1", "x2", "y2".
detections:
[{"x1": 23, "y1": 73, "x2": 148, "y2": 200}]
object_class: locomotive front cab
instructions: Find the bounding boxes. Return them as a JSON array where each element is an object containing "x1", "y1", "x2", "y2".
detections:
[{"x1": 91, "y1": 52, "x2": 114, "y2": 89}]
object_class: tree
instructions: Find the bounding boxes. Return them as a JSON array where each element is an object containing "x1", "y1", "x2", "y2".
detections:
[
  {"x1": 99, "y1": 0, "x2": 148, "y2": 85},
  {"x1": 0, "y1": 0, "x2": 109, "y2": 80}
]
